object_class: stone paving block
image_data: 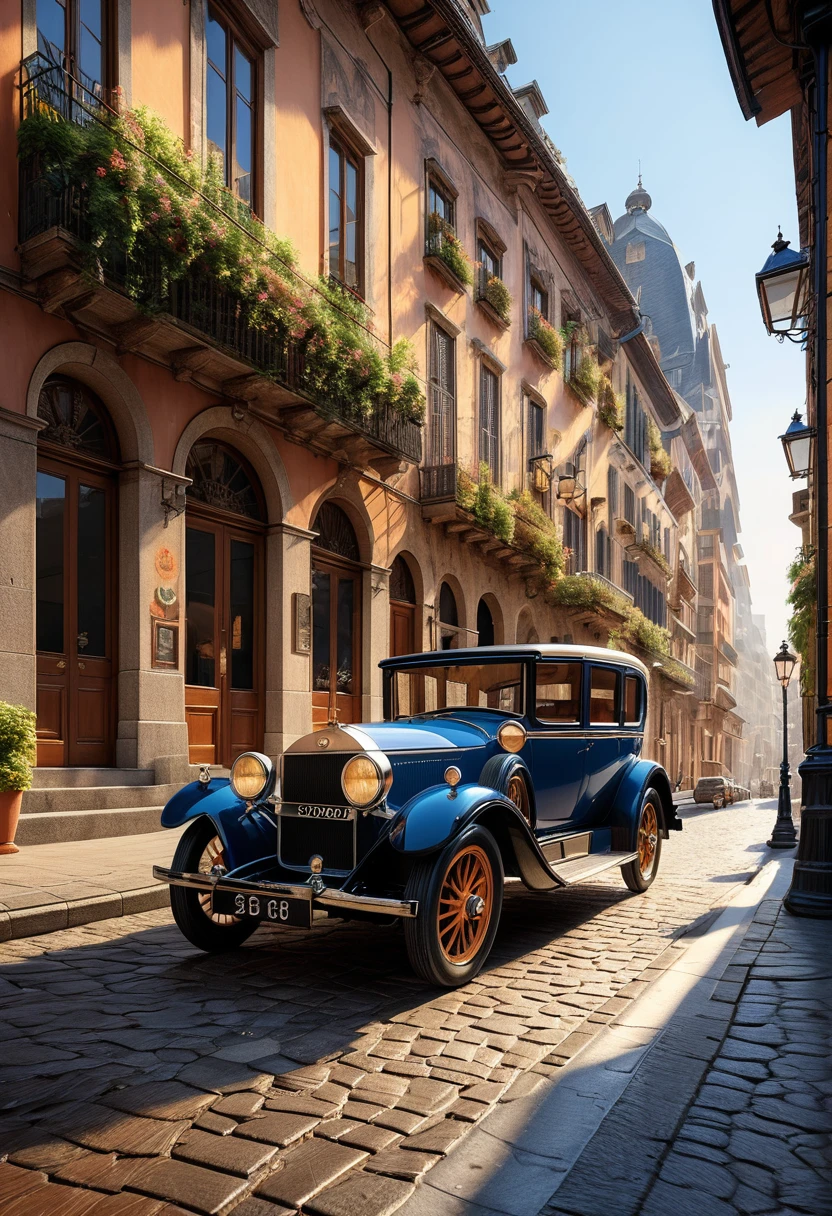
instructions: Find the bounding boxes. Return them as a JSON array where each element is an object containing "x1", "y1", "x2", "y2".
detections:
[
  {"x1": 172, "y1": 1128, "x2": 278, "y2": 1176},
  {"x1": 336, "y1": 1123, "x2": 402, "y2": 1153},
  {"x1": 399, "y1": 1118, "x2": 466, "y2": 1155},
  {"x1": 305, "y1": 1171, "x2": 414, "y2": 1216},
  {"x1": 7, "y1": 1132, "x2": 89, "y2": 1171},
  {"x1": 311, "y1": 1083, "x2": 350, "y2": 1106},
  {"x1": 264, "y1": 1092, "x2": 340, "y2": 1117},
  {"x1": 257, "y1": 1138, "x2": 367, "y2": 1206},
  {"x1": 0, "y1": 1163, "x2": 49, "y2": 1205},
  {"x1": 213, "y1": 1092, "x2": 265, "y2": 1119},
  {"x1": 328, "y1": 1065, "x2": 366, "y2": 1088},
  {"x1": 194, "y1": 1112, "x2": 237, "y2": 1135},
  {"x1": 499, "y1": 1073, "x2": 546, "y2": 1103},
  {"x1": 379, "y1": 1060, "x2": 431, "y2": 1079},
  {"x1": 176, "y1": 1058, "x2": 274, "y2": 1095},
  {"x1": 234, "y1": 1111, "x2": 318, "y2": 1147},
  {"x1": 100, "y1": 1082, "x2": 215, "y2": 1122},
  {"x1": 660, "y1": 1152, "x2": 736, "y2": 1200},
  {"x1": 231, "y1": 1199, "x2": 295, "y2": 1216},
  {"x1": 447, "y1": 1098, "x2": 488, "y2": 1122},
  {"x1": 85, "y1": 1193, "x2": 166, "y2": 1214},
  {"x1": 355, "y1": 1073, "x2": 409, "y2": 1098},
  {"x1": 341, "y1": 1100, "x2": 385, "y2": 1122},
  {"x1": 46, "y1": 1102, "x2": 190, "y2": 1157},
  {"x1": 126, "y1": 1157, "x2": 249, "y2": 1214},
  {"x1": 314, "y1": 1119, "x2": 364, "y2": 1142},
  {"x1": 365, "y1": 1148, "x2": 438, "y2": 1181},
  {"x1": 373, "y1": 1109, "x2": 428, "y2": 1136},
  {"x1": 54, "y1": 1151, "x2": 148, "y2": 1193}
]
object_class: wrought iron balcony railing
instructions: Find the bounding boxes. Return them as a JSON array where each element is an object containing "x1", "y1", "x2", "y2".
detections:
[{"x1": 17, "y1": 55, "x2": 422, "y2": 467}]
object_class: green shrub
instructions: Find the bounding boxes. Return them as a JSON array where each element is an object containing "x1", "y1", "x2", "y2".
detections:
[
  {"x1": 547, "y1": 575, "x2": 630, "y2": 617},
  {"x1": 570, "y1": 352, "x2": 603, "y2": 403},
  {"x1": 428, "y1": 213, "x2": 473, "y2": 286},
  {"x1": 647, "y1": 418, "x2": 672, "y2": 480},
  {"x1": 458, "y1": 464, "x2": 514, "y2": 542},
  {"x1": 18, "y1": 105, "x2": 426, "y2": 422},
  {"x1": 0, "y1": 702, "x2": 37, "y2": 793},
  {"x1": 618, "y1": 607, "x2": 671, "y2": 656},
  {"x1": 480, "y1": 272, "x2": 512, "y2": 324},
  {"x1": 508, "y1": 490, "x2": 564, "y2": 581},
  {"x1": 527, "y1": 309, "x2": 563, "y2": 367},
  {"x1": 787, "y1": 547, "x2": 815, "y2": 694},
  {"x1": 597, "y1": 377, "x2": 624, "y2": 432},
  {"x1": 633, "y1": 539, "x2": 671, "y2": 577}
]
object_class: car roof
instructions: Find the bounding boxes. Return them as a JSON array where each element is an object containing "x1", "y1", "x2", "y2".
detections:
[{"x1": 380, "y1": 644, "x2": 650, "y2": 678}]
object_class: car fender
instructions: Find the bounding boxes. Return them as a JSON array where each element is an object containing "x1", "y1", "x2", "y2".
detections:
[
  {"x1": 607, "y1": 760, "x2": 680, "y2": 850},
  {"x1": 160, "y1": 779, "x2": 274, "y2": 870},
  {"x1": 478, "y1": 754, "x2": 536, "y2": 825},
  {"x1": 387, "y1": 782, "x2": 558, "y2": 891}
]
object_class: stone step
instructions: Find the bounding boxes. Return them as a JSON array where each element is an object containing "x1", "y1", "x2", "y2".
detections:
[
  {"x1": 15, "y1": 806, "x2": 167, "y2": 846},
  {"x1": 22, "y1": 783, "x2": 181, "y2": 815},
  {"x1": 31, "y1": 767, "x2": 156, "y2": 789}
]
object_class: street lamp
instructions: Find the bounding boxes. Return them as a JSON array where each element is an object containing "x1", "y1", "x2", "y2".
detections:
[
  {"x1": 756, "y1": 230, "x2": 810, "y2": 342},
  {"x1": 556, "y1": 474, "x2": 585, "y2": 503},
  {"x1": 769, "y1": 641, "x2": 798, "y2": 849},
  {"x1": 779, "y1": 410, "x2": 815, "y2": 480}
]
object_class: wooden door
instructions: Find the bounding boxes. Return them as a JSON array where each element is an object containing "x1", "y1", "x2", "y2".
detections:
[
  {"x1": 311, "y1": 557, "x2": 362, "y2": 728},
  {"x1": 390, "y1": 601, "x2": 416, "y2": 657},
  {"x1": 35, "y1": 458, "x2": 117, "y2": 766},
  {"x1": 185, "y1": 520, "x2": 264, "y2": 766}
]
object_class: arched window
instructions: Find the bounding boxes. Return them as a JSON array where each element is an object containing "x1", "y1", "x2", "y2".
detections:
[
  {"x1": 477, "y1": 598, "x2": 495, "y2": 647},
  {"x1": 390, "y1": 555, "x2": 416, "y2": 604},
  {"x1": 311, "y1": 502, "x2": 362, "y2": 725},
  {"x1": 37, "y1": 376, "x2": 119, "y2": 462},
  {"x1": 438, "y1": 581, "x2": 459, "y2": 650},
  {"x1": 186, "y1": 441, "x2": 264, "y2": 521}
]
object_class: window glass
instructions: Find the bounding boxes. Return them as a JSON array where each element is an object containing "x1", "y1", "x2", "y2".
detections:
[
  {"x1": 37, "y1": 0, "x2": 66, "y2": 59},
  {"x1": 536, "y1": 662, "x2": 581, "y2": 723},
  {"x1": 392, "y1": 662, "x2": 523, "y2": 718},
  {"x1": 206, "y1": 6, "x2": 255, "y2": 205},
  {"x1": 230, "y1": 540, "x2": 254, "y2": 690},
  {"x1": 625, "y1": 676, "x2": 643, "y2": 726},
  {"x1": 479, "y1": 240, "x2": 499, "y2": 279},
  {"x1": 186, "y1": 528, "x2": 216, "y2": 687},
  {"x1": 345, "y1": 155, "x2": 359, "y2": 286},
  {"x1": 76, "y1": 484, "x2": 106, "y2": 656},
  {"x1": 328, "y1": 145, "x2": 342, "y2": 273},
  {"x1": 590, "y1": 667, "x2": 619, "y2": 725},
  {"x1": 207, "y1": 61, "x2": 227, "y2": 172},
  {"x1": 530, "y1": 278, "x2": 548, "y2": 319},
  {"x1": 312, "y1": 569, "x2": 331, "y2": 692},
  {"x1": 429, "y1": 180, "x2": 453, "y2": 227},
  {"x1": 36, "y1": 472, "x2": 66, "y2": 655},
  {"x1": 336, "y1": 578, "x2": 355, "y2": 693}
]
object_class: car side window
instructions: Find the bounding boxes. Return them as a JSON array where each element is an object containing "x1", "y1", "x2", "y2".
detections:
[
  {"x1": 623, "y1": 675, "x2": 643, "y2": 726},
  {"x1": 535, "y1": 662, "x2": 581, "y2": 723},
  {"x1": 589, "y1": 667, "x2": 619, "y2": 725}
]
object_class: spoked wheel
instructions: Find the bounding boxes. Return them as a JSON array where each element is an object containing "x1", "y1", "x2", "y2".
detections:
[
  {"x1": 170, "y1": 819, "x2": 259, "y2": 952},
  {"x1": 507, "y1": 773, "x2": 532, "y2": 826},
  {"x1": 404, "y1": 825, "x2": 503, "y2": 987},
  {"x1": 621, "y1": 790, "x2": 663, "y2": 893}
]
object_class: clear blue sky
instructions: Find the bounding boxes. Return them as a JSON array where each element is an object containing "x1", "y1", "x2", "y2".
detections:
[{"x1": 482, "y1": 0, "x2": 806, "y2": 652}]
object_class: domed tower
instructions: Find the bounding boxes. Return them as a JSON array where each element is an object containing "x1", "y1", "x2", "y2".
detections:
[{"x1": 609, "y1": 178, "x2": 699, "y2": 399}]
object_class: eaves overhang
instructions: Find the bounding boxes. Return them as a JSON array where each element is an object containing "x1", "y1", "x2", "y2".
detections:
[{"x1": 711, "y1": 0, "x2": 802, "y2": 126}]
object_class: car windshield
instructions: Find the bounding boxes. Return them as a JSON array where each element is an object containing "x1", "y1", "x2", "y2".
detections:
[{"x1": 390, "y1": 661, "x2": 524, "y2": 719}]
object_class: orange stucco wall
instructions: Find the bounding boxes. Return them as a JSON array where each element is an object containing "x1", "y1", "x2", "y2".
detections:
[{"x1": 131, "y1": 0, "x2": 189, "y2": 141}]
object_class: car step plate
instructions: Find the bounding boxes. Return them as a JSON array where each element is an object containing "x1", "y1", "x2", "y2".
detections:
[
  {"x1": 549, "y1": 851, "x2": 638, "y2": 886},
  {"x1": 212, "y1": 890, "x2": 313, "y2": 927}
]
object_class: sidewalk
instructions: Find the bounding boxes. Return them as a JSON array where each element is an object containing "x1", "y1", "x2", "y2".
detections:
[
  {"x1": 403, "y1": 855, "x2": 832, "y2": 1216},
  {"x1": 0, "y1": 828, "x2": 183, "y2": 941}
]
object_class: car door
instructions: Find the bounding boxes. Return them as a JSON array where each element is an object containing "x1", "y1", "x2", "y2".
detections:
[
  {"x1": 529, "y1": 660, "x2": 588, "y2": 827},
  {"x1": 582, "y1": 663, "x2": 625, "y2": 823}
]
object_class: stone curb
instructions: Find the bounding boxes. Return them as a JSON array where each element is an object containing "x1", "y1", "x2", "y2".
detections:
[{"x1": 0, "y1": 884, "x2": 168, "y2": 942}]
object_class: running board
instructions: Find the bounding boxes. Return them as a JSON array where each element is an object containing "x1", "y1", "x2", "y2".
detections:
[{"x1": 548, "y1": 851, "x2": 638, "y2": 886}]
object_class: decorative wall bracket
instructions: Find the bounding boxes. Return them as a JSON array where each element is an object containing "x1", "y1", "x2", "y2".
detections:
[{"x1": 161, "y1": 479, "x2": 187, "y2": 527}]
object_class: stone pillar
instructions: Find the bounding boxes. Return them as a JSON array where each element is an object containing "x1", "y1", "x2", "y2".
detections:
[
  {"x1": 116, "y1": 464, "x2": 190, "y2": 781},
  {"x1": 265, "y1": 524, "x2": 315, "y2": 756},
  {"x1": 365, "y1": 564, "x2": 391, "y2": 723},
  {"x1": 0, "y1": 407, "x2": 44, "y2": 711}
]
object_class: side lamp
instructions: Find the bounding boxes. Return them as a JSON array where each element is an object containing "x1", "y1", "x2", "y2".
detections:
[{"x1": 779, "y1": 410, "x2": 815, "y2": 479}]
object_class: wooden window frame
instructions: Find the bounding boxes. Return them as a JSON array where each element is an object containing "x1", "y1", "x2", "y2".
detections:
[
  {"x1": 425, "y1": 158, "x2": 459, "y2": 239},
  {"x1": 529, "y1": 273, "x2": 549, "y2": 322},
  {"x1": 205, "y1": 0, "x2": 261, "y2": 214},
  {"x1": 329, "y1": 130, "x2": 366, "y2": 297},
  {"x1": 478, "y1": 360, "x2": 501, "y2": 485},
  {"x1": 36, "y1": 0, "x2": 113, "y2": 92},
  {"x1": 427, "y1": 320, "x2": 456, "y2": 468}
]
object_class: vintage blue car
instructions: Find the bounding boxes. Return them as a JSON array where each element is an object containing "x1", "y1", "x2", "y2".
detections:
[{"x1": 153, "y1": 645, "x2": 681, "y2": 986}]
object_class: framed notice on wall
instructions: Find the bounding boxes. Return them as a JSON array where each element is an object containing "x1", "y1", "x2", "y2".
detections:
[
  {"x1": 152, "y1": 619, "x2": 179, "y2": 669},
  {"x1": 294, "y1": 592, "x2": 311, "y2": 654}
]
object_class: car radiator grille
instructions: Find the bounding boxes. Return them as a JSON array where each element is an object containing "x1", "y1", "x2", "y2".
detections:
[
  {"x1": 282, "y1": 753, "x2": 346, "y2": 805},
  {"x1": 279, "y1": 815, "x2": 355, "y2": 873}
]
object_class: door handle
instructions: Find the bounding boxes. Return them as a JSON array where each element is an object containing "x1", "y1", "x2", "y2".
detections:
[
  {"x1": 77, "y1": 661, "x2": 86, "y2": 671},
  {"x1": 577, "y1": 742, "x2": 594, "y2": 754},
  {"x1": 56, "y1": 660, "x2": 66, "y2": 670}
]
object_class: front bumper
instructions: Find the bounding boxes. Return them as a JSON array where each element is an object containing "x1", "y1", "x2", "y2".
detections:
[{"x1": 152, "y1": 865, "x2": 418, "y2": 919}]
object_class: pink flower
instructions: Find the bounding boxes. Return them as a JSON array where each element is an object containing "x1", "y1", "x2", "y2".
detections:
[
  {"x1": 257, "y1": 291, "x2": 268, "y2": 302},
  {"x1": 150, "y1": 211, "x2": 160, "y2": 222},
  {"x1": 96, "y1": 166, "x2": 106, "y2": 177},
  {"x1": 109, "y1": 149, "x2": 127, "y2": 171},
  {"x1": 160, "y1": 196, "x2": 172, "y2": 213}
]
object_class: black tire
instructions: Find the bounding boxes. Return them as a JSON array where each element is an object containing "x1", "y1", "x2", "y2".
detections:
[
  {"x1": 621, "y1": 789, "x2": 663, "y2": 893},
  {"x1": 404, "y1": 824, "x2": 503, "y2": 987},
  {"x1": 170, "y1": 820, "x2": 259, "y2": 952}
]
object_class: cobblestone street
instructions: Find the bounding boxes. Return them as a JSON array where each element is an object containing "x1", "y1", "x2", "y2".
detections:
[{"x1": 0, "y1": 802, "x2": 778, "y2": 1215}]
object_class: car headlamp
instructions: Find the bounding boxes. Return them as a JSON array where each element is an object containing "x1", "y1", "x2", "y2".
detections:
[
  {"x1": 341, "y1": 753, "x2": 391, "y2": 808},
  {"x1": 230, "y1": 752, "x2": 274, "y2": 802},
  {"x1": 498, "y1": 721, "x2": 527, "y2": 754}
]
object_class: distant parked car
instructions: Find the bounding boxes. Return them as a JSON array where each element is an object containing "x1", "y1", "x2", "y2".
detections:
[
  {"x1": 154, "y1": 645, "x2": 682, "y2": 987},
  {"x1": 694, "y1": 776, "x2": 749, "y2": 808}
]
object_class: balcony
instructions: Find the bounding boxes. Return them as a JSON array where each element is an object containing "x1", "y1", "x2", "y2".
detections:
[
  {"x1": 474, "y1": 266, "x2": 511, "y2": 330},
  {"x1": 424, "y1": 220, "x2": 470, "y2": 294},
  {"x1": 17, "y1": 57, "x2": 422, "y2": 472}
]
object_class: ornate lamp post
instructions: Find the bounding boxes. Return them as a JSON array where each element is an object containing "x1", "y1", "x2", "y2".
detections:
[
  {"x1": 779, "y1": 410, "x2": 815, "y2": 480},
  {"x1": 769, "y1": 642, "x2": 798, "y2": 849},
  {"x1": 756, "y1": 231, "x2": 810, "y2": 342}
]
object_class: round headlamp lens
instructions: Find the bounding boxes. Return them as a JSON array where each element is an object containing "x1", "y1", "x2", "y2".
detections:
[
  {"x1": 498, "y1": 722, "x2": 527, "y2": 754},
  {"x1": 231, "y1": 753, "x2": 269, "y2": 801},
  {"x1": 342, "y1": 754, "x2": 382, "y2": 807}
]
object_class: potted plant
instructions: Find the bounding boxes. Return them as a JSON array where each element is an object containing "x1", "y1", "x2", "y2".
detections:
[{"x1": 0, "y1": 702, "x2": 37, "y2": 855}]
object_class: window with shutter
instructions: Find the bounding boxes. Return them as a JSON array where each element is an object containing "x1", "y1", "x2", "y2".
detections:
[
  {"x1": 428, "y1": 323, "x2": 455, "y2": 467},
  {"x1": 624, "y1": 484, "x2": 636, "y2": 527},
  {"x1": 479, "y1": 365, "x2": 500, "y2": 482}
]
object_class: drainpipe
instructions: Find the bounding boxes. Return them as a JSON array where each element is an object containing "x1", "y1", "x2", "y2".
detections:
[{"x1": 363, "y1": 24, "x2": 394, "y2": 350}]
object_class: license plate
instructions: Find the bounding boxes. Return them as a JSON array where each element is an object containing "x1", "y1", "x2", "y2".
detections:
[
  {"x1": 212, "y1": 891, "x2": 312, "y2": 928},
  {"x1": 292, "y1": 804, "x2": 354, "y2": 820}
]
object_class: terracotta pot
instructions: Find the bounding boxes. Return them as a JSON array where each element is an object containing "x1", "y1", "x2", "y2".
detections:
[{"x1": 0, "y1": 790, "x2": 23, "y2": 855}]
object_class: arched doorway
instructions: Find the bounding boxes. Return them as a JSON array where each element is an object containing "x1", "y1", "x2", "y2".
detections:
[
  {"x1": 184, "y1": 440, "x2": 266, "y2": 766},
  {"x1": 390, "y1": 554, "x2": 418, "y2": 657},
  {"x1": 35, "y1": 376, "x2": 120, "y2": 766},
  {"x1": 438, "y1": 581, "x2": 459, "y2": 650},
  {"x1": 517, "y1": 606, "x2": 539, "y2": 644},
  {"x1": 311, "y1": 502, "x2": 363, "y2": 727},
  {"x1": 477, "y1": 598, "x2": 495, "y2": 647}
]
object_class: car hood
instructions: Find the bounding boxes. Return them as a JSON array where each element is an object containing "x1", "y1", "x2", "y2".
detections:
[{"x1": 350, "y1": 713, "x2": 501, "y2": 753}]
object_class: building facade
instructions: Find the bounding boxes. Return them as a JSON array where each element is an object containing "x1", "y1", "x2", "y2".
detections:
[{"x1": 0, "y1": 0, "x2": 745, "y2": 842}]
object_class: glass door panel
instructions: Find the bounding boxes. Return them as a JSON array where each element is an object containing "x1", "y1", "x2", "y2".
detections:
[
  {"x1": 186, "y1": 527, "x2": 217, "y2": 688},
  {"x1": 312, "y1": 569, "x2": 332, "y2": 693},
  {"x1": 36, "y1": 472, "x2": 66, "y2": 654},
  {"x1": 336, "y1": 578, "x2": 354, "y2": 694},
  {"x1": 77, "y1": 483, "x2": 107, "y2": 656},
  {"x1": 229, "y1": 539, "x2": 254, "y2": 691}
]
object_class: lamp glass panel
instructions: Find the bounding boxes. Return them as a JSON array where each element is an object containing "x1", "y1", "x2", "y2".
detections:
[
  {"x1": 785, "y1": 431, "x2": 812, "y2": 477},
  {"x1": 763, "y1": 269, "x2": 803, "y2": 332}
]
